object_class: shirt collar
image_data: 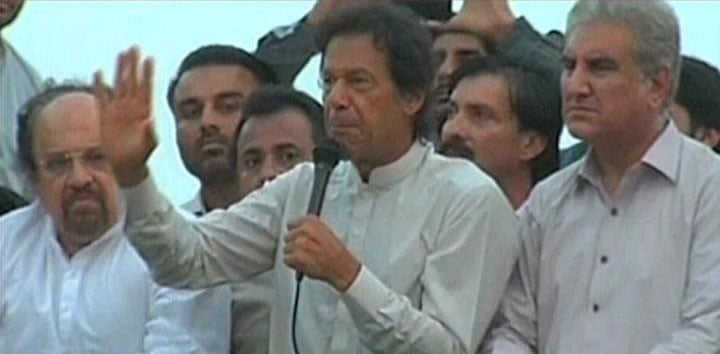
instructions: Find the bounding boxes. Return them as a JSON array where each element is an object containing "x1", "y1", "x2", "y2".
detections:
[
  {"x1": 641, "y1": 119, "x2": 682, "y2": 183},
  {"x1": 352, "y1": 141, "x2": 429, "y2": 188},
  {"x1": 578, "y1": 118, "x2": 682, "y2": 186}
]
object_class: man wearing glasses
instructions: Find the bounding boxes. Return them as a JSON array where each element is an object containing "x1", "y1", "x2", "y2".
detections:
[{"x1": 0, "y1": 84, "x2": 231, "y2": 354}]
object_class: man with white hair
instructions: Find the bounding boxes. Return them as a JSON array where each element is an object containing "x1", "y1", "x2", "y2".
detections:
[{"x1": 484, "y1": 1, "x2": 720, "y2": 353}]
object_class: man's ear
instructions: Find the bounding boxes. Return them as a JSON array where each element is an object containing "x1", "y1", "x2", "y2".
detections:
[
  {"x1": 694, "y1": 126, "x2": 720, "y2": 150},
  {"x1": 400, "y1": 92, "x2": 425, "y2": 117},
  {"x1": 519, "y1": 130, "x2": 548, "y2": 162},
  {"x1": 647, "y1": 66, "x2": 673, "y2": 110}
]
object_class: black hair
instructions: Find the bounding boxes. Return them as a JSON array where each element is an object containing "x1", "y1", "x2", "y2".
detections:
[
  {"x1": 676, "y1": 56, "x2": 720, "y2": 152},
  {"x1": 316, "y1": 3, "x2": 435, "y2": 141},
  {"x1": 239, "y1": 86, "x2": 326, "y2": 144},
  {"x1": 451, "y1": 56, "x2": 562, "y2": 183},
  {"x1": 166, "y1": 44, "x2": 277, "y2": 110}
]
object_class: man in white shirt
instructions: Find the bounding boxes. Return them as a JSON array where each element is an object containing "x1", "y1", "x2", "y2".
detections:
[
  {"x1": 96, "y1": 4, "x2": 520, "y2": 354},
  {"x1": 484, "y1": 1, "x2": 720, "y2": 353},
  {"x1": 0, "y1": 84, "x2": 231, "y2": 354},
  {"x1": 0, "y1": 0, "x2": 43, "y2": 199}
]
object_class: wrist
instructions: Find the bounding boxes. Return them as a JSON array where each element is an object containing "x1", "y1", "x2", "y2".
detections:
[{"x1": 334, "y1": 259, "x2": 361, "y2": 292}]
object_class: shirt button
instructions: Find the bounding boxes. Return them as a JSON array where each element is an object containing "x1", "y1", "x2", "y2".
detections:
[
  {"x1": 593, "y1": 304, "x2": 599, "y2": 313},
  {"x1": 600, "y1": 255, "x2": 608, "y2": 264},
  {"x1": 610, "y1": 208, "x2": 618, "y2": 216}
]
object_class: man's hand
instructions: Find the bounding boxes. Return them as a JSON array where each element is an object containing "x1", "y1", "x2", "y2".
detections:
[
  {"x1": 427, "y1": 0, "x2": 516, "y2": 46},
  {"x1": 306, "y1": 0, "x2": 385, "y2": 32},
  {"x1": 94, "y1": 46, "x2": 157, "y2": 187},
  {"x1": 284, "y1": 215, "x2": 361, "y2": 292}
]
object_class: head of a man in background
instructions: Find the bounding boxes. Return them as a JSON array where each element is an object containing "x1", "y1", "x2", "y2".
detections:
[
  {"x1": 432, "y1": 30, "x2": 487, "y2": 114},
  {"x1": 0, "y1": 0, "x2": 24, "y2": 31},
  {"x1": 671, "y1": 55, "x2": 720, "y2": 152},
  {"x1": 441, "y1": 57, "x2": 561, "y2": 208},
  {"x1": 167, "y1": 45, "x2": 277, "y2": 188},
  {"x1": 17, "y1": 84, "x2": 119, "y2": 256},
  {"x1": 236, "y1": 86, "x2": 325, "y2": 199}
]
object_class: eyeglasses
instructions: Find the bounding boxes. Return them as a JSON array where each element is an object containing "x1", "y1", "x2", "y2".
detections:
[{"x1": 36, "y1": 148, "x2": 111, "y2": 177}]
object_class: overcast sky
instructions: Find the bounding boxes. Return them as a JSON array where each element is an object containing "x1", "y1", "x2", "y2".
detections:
[{"x1": 7, "y1": 1, "x2": 719, "y2": 205}]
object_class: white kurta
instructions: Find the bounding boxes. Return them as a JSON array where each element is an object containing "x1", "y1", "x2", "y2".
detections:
[
  {"x1": 123, "y1": 141, "x2": 521, "y2": 354},
  {"x1": 0, "y1": 203, "x2": 232, "y2": 354}
]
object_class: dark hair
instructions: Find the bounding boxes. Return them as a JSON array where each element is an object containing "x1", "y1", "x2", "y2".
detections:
[
  {"x1": 239, "y1": 86, "x2": 326, "y2": 144},
  {"x1": 316, "y1": 3, "x2": 435, "y2": 140},
  {"x1": 16, "y1": 83, "x2": 97, "y2": 177},
  {"x1": 676, "y1": 56, "x2": 720, "y2": 145},
  {"x1": 166, "y1": 44, "x2": 277, "y2": 110},
  {"x1": 451, "y1": 56, "x2": 562, "y2": 184}
]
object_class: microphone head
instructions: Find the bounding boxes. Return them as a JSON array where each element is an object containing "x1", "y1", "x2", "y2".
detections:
[{"x1": 313, "y1": 138, "x2": 342, "y2": 168}]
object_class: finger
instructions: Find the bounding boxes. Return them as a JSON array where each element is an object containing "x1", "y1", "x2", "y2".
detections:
[
  {"x1": 114, "y1": 50, "x2": 128, "y2": 97},
  {"x1": 127, "y1": 46, "x2": 140, "y2": 94},
  {"x1": 141, "y1": 56, "x2": 155, "y2": 107},
  {"x1": 286, "y1": 217, "x2": 307, "y2": 231}
]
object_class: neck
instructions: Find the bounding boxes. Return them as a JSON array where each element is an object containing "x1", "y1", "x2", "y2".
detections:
[
  {"x1": 57, "y1": 231, "x2": 99, "y2": 258},
  {"x1": 354, "y1": 135, "x2": 414, "y2": 182},
  {"x1": 592, "y1": 115, "x2": 666, "y2": 195},
  {"x1": 200, "y1": 182, "x2": 242, "y2": 210},
  {"x1": 497, "y1": 168, "x2": 533, "y2": 210}
]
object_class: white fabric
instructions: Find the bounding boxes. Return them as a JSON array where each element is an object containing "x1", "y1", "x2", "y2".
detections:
[
  {"x1": 180, "y1": 192, "x2": 206, "y2": 216},
  {"x1": 123, "y1": 141, "x2": 520, "y2": 354},
  {"x1": 0, "y1": 202, "x2": 232, "y2": 354},
  {"x1": 0, "y1": 39, "x2": 43, "y2": 199},
  {"x1": 180, "y1": 194, "x2": 272, "y2": 354},
  {"x1": 485, "y1": 123, "x2": 720, "y2": 354}
]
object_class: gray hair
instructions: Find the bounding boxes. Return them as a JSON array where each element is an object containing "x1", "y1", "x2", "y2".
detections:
[{"x1": 566, "y1": 0, "x2": 681, "y2": 101}]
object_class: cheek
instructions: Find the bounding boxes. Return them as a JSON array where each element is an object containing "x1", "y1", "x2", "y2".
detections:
[
  {"x1": 218, "y1": 116, "x2": 242, "y2": 137},
  {"x1": 36, "y1": 180, "x2": 66, "y2": 218}
]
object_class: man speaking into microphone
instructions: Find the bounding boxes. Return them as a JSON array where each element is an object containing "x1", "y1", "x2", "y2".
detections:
[{"x1": 97, "y1": 4, "x2": 519, "y2": 353}]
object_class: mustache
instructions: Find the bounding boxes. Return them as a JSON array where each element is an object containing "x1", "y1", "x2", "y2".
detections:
[
  {"x1": 438, "y1": 139, "x2": 475, "y2": 161},
  {"x1": 64, "y1": 185, "x2": 102, "y2": 207}
]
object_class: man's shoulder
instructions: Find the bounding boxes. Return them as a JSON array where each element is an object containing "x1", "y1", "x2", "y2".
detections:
[
  {"x1": 529, "y1": 159, "x2": 584, "y2": 208},
  {"x1": 679, "y1": 137, "x2": 720, "y2": 178},
  {"x1": 0, "y1": 203, "x2": 46, "y2": 260},
  {"x1": 423, "y1": 152, "x2": 502, "y2": 197}
]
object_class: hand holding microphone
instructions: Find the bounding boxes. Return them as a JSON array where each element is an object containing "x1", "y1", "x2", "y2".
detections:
[{"x1": 283, "y1": 139, "x2": 361, "y2": 291}]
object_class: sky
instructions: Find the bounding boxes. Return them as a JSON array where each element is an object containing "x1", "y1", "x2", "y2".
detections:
[{"x1": 6, "y1": 1, "x2": 719, "y2": 205}]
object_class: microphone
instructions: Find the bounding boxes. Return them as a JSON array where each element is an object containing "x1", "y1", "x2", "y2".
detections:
[{"x1": 297, "y1": 138, "x2": 342, "y2": 281}]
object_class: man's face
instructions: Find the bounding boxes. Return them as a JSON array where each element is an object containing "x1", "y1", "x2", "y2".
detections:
[
  {"x1": 236, "y1": 108, "x2": 316, "y2": 199},
  {"x1": 432, "y1": 31, "x2": 487, "y2": 106},
  {"x1": 0, "y1": 0, "x2": 23, "y2": 30},
  {"x1": 561, "y1": 22, "x2": 662, "y2": 145},
  {"x1": 33, "y1": 93, "x2": 119, "y2": 247},
  {"x1": 441, "y1": 74, "x2": 527, "y2": 180},
  {"x1": 322, "y1": 34, "x2": 420, "y2": 171},
  {"x1": 173, "y1": 64, "x2": 261, "y2": 184}
]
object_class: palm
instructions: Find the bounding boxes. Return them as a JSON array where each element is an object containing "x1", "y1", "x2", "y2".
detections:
[{"x1": 94, "y1": 47, "x2": 157, "y2": 186}]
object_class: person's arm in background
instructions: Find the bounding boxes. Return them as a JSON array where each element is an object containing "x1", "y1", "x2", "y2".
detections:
[
  {"x1": 254, "y1": 0, "x2": 358, "y2": 85},
  {"x1": 431, "y1": 0, "x2": 562, "y2": 81}
]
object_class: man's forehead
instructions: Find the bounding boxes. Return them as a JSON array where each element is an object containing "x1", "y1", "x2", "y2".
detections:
[
  {"x1": 175, "y1": 64, "x2": 259, "y2": 97},
  {"x1": 564, "y1": 24, "x2": 635, "y2": 60}
]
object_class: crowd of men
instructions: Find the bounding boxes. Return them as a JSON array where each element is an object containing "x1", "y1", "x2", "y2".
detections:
[{"x1": 1, "y1": 0, "x2": 719, "y2": 353}]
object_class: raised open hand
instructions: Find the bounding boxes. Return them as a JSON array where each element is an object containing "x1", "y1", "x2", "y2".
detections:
[{"x1": 94, "y1": 46, "x2": 157, "y2": 187}]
